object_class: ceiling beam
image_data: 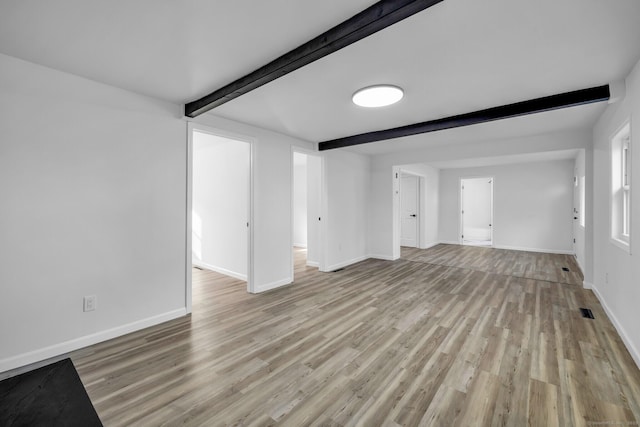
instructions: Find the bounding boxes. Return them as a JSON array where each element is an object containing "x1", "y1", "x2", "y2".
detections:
[
  {"x1": 184, "y1": 0, "x2": 444, "y2": 118},
  {"x1": 318, "y1": 85, "x2": 610, "y2": 151}
]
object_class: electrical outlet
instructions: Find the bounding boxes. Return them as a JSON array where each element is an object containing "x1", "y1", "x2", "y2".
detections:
[{"x1": 83, "y1": 295, "x2": 97, "y2": 312}]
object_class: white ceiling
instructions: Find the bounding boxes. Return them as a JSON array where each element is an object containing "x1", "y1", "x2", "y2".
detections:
[
  {"x1": 1, "y1": 0, "x2": 639, "y2": 152},
  {"x1": 0, "y1": 0, "x2": 375, "y2": 104}
]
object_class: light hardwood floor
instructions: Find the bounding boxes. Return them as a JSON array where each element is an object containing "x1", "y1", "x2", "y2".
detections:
[{"x1": 72, "y1": 245, "x2": 640, "y2": 426}]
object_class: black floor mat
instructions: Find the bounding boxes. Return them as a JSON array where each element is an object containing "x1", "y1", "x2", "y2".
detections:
[{"x1": 0, "y1": 358, "x2": 102, "y2": 427}]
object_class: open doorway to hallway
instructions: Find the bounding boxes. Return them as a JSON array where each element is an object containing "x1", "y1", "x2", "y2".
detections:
[
  {"x1": 460, "y1": 177, "x2": 493, "y2": 247},
  {"x1": 189, "y1": 125, "x2": 253, "y2": 299},
  {"x1": 292, "y1": 150, "x2": 322, "y2": 280}
]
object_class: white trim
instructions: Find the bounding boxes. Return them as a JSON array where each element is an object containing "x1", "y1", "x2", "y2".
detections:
[
  {"x1": 437, "y1": 241, "x2": 574, "y2": 254},
  {"x1": 591, "y1": 284, "x2": 640, "y2": 371},
  {"x1": 582, "y1": 281, "x2": 593, "y2": 290},
  {"x1": 419, "y1": 241, "x2": 440, "y2": 250},
  {"x1": 492, "y1": 244, "x2": 574, "y2": 255},
  {"x1": 185, "y1": 123, "x2": 193, "y2": 314},
  {"x1": 293, "y1": 243, "x2": 308, "y2": 249},
  {"x1": 253, "y1": 277, "x2": 293, "y2": 294},
  {"x1": 324, "y1": 255, "x2": 369, "y2": 272},
  {"x1": 610, "y1": 237, "x2": 631, "y2": 254},
  {"x1": 369, "y1": 253, "x2": 400, "y2": 261},
  {"x1": 460, "y1": 176, "x2": 494, "y2": 246},
  {"x1": 399, "y1": 173, "x2": 421, "y2": 248},
  {"x1": 392, "y1": 167, "x2": 401, "y2": 260},
  {"x1": 187, "y1": 122, "x2": 255, "y2": 293},
  {"x1": 439, "y1": 240, "x2": 460, "y2": 246},
  {"x1": 192, "y1": 260, "x2": 247, "y2": 281},
  {"x1": 0, "y1": 308, "x2": 187, "y2": 374},
  {"x1": 609, "y1": 120, "x2": 632, "y2": 255},
  {"x1": 248, "y1": 138, "x2": 255, "y2": 292},
  {"x1": 291, "y1": 147, "x2": 326, "y2": 278}
]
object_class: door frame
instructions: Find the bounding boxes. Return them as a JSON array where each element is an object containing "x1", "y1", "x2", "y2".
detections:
[
  {"x1": 400, "y1": 172, "x2": 420, "y2": 248},
  {"x1": 459, "y1": 176, "x2": 494, "y2": 246},
  {"x1": 393, "y1": 168, "x2": 425, "y2": 258},
  {"x1": 186, "y1": 122, "x2": 255, "y2": 313},
  {"x1": 290, "y1": 146, "x2": 326, "y2": 278}
]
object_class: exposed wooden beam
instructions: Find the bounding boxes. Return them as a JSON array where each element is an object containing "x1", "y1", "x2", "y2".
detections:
[
  {"x1": 318, "y1": 85, "x2": 610, "y2": 151},
  {"x1": 184, "y1": 0, "x2": 444, "y2": 117}
]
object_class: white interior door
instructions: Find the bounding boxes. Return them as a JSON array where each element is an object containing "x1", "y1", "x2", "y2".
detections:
[
  {"x1": 400, "y1": 174, "x2": 419, "y2": 247},
  {"x1": 291, "y1": 149, "x2": 324, "y2": 277},
  {"x1": 461, "y1": 177, "x2": 493, "y2": 246},
  {"x1": 573, "y1": 171, "x2": 579, "y2": 255}
]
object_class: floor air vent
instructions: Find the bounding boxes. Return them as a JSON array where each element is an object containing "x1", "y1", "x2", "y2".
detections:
[
  {"x1": 580, "y1": 308, "x2": 595, "y2": 319},
  {"x1": 193, "y1": 266, "x2": 203, "y2": 270},
  {"x1": 562, "y1": 267, "x2": 570, "y2": 272}
]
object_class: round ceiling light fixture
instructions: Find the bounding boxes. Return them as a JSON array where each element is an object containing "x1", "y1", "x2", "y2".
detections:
[{"x1": 352, "y1": 84, "x2": 404, "y2": 108}]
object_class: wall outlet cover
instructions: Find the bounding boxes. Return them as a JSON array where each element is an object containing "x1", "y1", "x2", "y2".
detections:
[{"x1": 83, "y1": 295, "x2": 96, "y2": 312}]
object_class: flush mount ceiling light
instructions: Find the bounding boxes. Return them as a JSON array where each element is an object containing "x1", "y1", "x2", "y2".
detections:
[{"x1": 352, "y1": 85, "x2": 404, "y2": 108}]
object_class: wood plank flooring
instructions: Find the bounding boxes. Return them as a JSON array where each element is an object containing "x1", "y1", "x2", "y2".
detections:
[{"x1": 71, "y1": 245, "x2": 640, "y2": 426}]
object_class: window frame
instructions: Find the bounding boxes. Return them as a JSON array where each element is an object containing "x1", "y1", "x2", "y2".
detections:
[
  {"x1": 610, "y1": 121, "x2": 631, "y2": 253},
  {"x1": 580, "y1": 175, "x2": 586, "y2": 228}
]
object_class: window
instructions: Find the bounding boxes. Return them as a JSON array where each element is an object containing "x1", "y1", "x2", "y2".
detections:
[
  {"x1": 580, "y1": 176, "x2": 586, "y2": 228},
  {"x1": 611, "y1": 123, "x2": 631, "y2": 251},
  {"x1": 622, "y1": 137, "x2": 630, "y2": 236}
]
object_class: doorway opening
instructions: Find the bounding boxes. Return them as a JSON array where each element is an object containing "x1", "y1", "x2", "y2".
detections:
[
  {"x1": 460, "y1": 177, "x2": 493, "y2": 246},
  {"x1": 292, "y1": 149, "x2": 323, "y2": 280},
  {"x1": 187, "y1": 124, "x2": 253, "y2": 310},
  {"x1": 400, "y1": 173, "x2": 420, "y2": 248}
]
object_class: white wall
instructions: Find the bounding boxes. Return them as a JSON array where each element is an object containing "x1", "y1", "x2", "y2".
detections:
[
  {"x1": 191, "y1": 115, "x2": 314, "y2": 292},
  {"x1": 191, "y1": 115, "x2": 371, "y2": 288},
  {"x1": 439, "y1": 160, "x2": 574, "y2": 253},
  {"x1": 293, "y1": 153, "x2": 308, "y2": 248},
  {"x1": 323, "y1": 150, "x2": 370, "y2": 271},
  {"x1": 192, "y1": 132, "x2": 249, "y2": 280},
  {"x1": 0, "y1": 53, "x2": 187, "y2": 372},
  {"x1": 592, "y1": 56, "x2": 640, "y2": 368}
]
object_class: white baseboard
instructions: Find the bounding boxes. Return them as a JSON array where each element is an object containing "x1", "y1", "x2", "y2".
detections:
[
  {"x1": 438, "y1": 241, "x2": 573, "y2": 255},
  {"x1": 306, "y1": 260, "x2": 319, "y2": 267},
  {"x1": 293, "y1": 243, "x2": 307, "y2": 249},
  {"x1": 253, "y1": 277, "x2": 293, "y2": 293},
  {"x1": 419, "y1": 242, "x2": 440, "y2": 250},
  {"x1": 0, "y1": 308, "x2": 187, "y2": 374},
  {"x1": 583, "y1": 281, "x2": 593, "y2": 290},
  {"x1": 368, "y1": 253, "x2": 398, "y2": 261},
  {"x1": 324, "y1": 255, "x2": 369, "y2": 272},
  {"x1": 591, "y1": 284, "x2": 640, "y2": 371},
  {"x1": 193, "y1": 260, "x2": 247, "y2": 281},
  {"x1": 492, "y1": 244, "x2": 574, "y2": 255}
]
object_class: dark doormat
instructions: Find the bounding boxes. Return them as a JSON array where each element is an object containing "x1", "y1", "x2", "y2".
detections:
[{"x1": 0, "y1": 358, "x2": 102, "y2": 427}]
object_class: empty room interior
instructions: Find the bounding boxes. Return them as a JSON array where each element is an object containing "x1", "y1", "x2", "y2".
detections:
[{"x1": 1, "y1": 0, "x2": 640, "y2": 425}]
